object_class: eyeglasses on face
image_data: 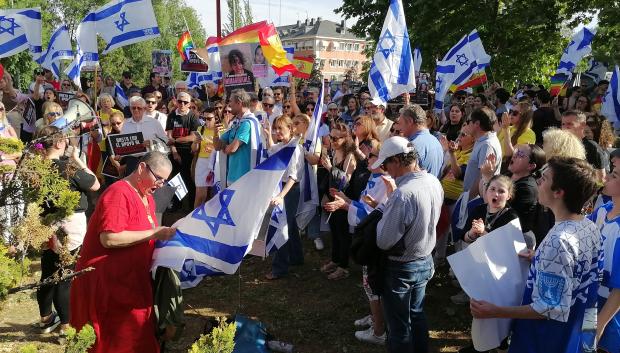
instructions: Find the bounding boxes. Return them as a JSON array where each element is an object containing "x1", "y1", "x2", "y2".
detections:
[
  {"x1": 225, "y1": 109, "x2": 232, "y2": 113},
  {"x1": 283, "y1": 105, "x2": 291, "y2": 109},
  {"x1": 130, "y1": 106, "x2": 144, "y2": 111},
  {"x1": 146, "y1": 100, "x2": 157, "y2": 105},
  {"x1": 47, "y1": 111, "x2": 62, "y2": 117},
  {"x1": 146, "y1": 163, "x2": 166, "y2": 184},
  {"x1": 263, "y1": 103, "x2": 274, "y2": 108},
  {"x1": 329, "y1": 135, "x2": 344, "y2": 141},
  {"x1": 178, "y1": 100, "x2": 191, "y2": 105}
]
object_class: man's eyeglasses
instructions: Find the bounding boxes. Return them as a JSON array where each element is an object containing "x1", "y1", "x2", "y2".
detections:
[
  {"x1": 178, "y1": 100, "x2": 191, "y2": 105},
  {"x1": 130, "y1": 106, "x2": 144, "y2": 111},
  {"x1": 263, "y1": 103, "x2": 274, "y2": 108},
  {"x1": 146, "y1": 164, "x2": 166, "y2": 185},
  {"x1": 62, "y1": 83, "x2": 71, "y2": 87},
  {"x1": 146, "y1": 100, "x2": 157, "y2": 105}
]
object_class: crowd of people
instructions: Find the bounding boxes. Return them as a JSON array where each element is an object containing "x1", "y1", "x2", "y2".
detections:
[{"x1": 0, "y1": 65, "x2": 619, "y2": 353}]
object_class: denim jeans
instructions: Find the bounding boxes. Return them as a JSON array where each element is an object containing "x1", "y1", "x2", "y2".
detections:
[
  {"x1": 382, "y1": 256, "x2": 435, "y2": 353},
  {"x1": 272, "y1": 183, "x2": 303, "y2": 276}
]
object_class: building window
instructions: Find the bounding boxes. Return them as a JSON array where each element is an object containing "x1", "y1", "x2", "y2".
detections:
[
  {"x1": 346, "y1": 43, "x2": 352, "y2": 51},
  {"x1": 353, "y1": 43, "x2": 359, "y2": 51}
]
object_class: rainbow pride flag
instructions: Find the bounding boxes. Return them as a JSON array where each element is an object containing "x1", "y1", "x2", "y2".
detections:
[
  {"x1": 177, "y1": 31, "x2": 193, "y2": 61},
  {"x1": 549, "y1": 73, "x2": 569, "y2": 97},
  {"x1": 450, "y1": 70, "x2": 488, "y2": 92},
  {"x1": 219, "y1": 21, "x2": 297, "y2": 76}
]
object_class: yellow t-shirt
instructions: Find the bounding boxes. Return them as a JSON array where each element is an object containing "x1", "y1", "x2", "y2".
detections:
[
  {"x1": 441, "y1": 148, "x2": 472, "y2": 201},
  {"x1": 498, "y1": 126, "x2": 536, "y2": 157},
  {"x1": 197, "y1": 126, "x2": 217, "y2": 159}
]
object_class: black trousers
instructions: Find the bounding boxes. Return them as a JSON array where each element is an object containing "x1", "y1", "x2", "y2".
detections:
[
  {"x1": 170, "y1": 150, "x2": 195, "y2": 212},
  {"x1": 328, "y1": 209, "x2": 352, "y2": 268},
  {"x1": 36, "y1": 249, "x2": 74, "y2": 324}
]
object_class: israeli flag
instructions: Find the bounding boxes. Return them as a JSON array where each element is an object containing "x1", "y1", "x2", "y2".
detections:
[
  {"x1": 413, "y1": 47, "x2": 422, "y2": 77},
  {"x1": 205, "y1": 37, "x2": 223, "y2": 83},
  {"x1": 601, "y1": 66, "x2": 620, "y2": 123},
  {"x1": 368, "y1": 0, "x2": 416, "y2": 105},
  {"x1": 38, "y1": 25, "x2": 74, "y2": 79},
  {"x1": 296, "y1": 80, "x2": 324, "y2": 229},
  {"x1": 114, "y1": 82, "x2": 129, "y2": 108},
  {"x1": 186, "y1": 72, "x2": 210, "y2": 89},
  {"x1": 94, "y1": 0, "x2": 160, "y2": 54},
  {"x1": 65, "y1": 13, "x2": 99, "y2": 87},
  {"x1": 555, "y1": 26, "x2": 596, "y2": 77},
  {"x1": 434, "y1": 33, "x2": 478, "y2": 110},
  {"x1": 347, "y1": 173, "x2": 390, "y2": 227},
  {"x1": 151, "y1": 144, "x2": 296, "y2": 288},
  {"x1": 583, "y1": 59, "x2": 608, "y2": 84},
  {"x1": 0, "y1": 8, "x2": 42, "y2": 60},
  {"x1": 468, "y1": 29, "x2": 491, "y2": 69},
  {"x1": 265, "y1": 187, "x2": 289, "y2": 254}
]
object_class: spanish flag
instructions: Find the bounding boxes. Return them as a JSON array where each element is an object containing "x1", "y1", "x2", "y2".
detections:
[
  {"x1": 293, "y1": 56, "x2": 314, "y2": 79},
  {"x1": 177, "y1": 31, "x2": 194, "y2": 61},
  {"x1": 219, "y1": 21, "x2": 297, "y2": 76}
]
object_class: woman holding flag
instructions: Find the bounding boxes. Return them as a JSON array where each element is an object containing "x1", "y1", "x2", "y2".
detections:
[{"x1": 263, "y1": 114, "x2": 310, "y2": 280}]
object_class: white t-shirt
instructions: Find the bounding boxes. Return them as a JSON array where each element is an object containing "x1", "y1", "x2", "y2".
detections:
[
  {"x1": 121, "y1": 116, "x2": 168, "y2": 143},
  {"x1": 144, "y1": 111, "x2": 167, "y2": 132}
]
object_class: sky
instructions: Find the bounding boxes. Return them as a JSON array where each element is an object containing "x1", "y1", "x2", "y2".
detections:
[{"x1": 185, "y1": 0, "x2": 349, "y2": 37}]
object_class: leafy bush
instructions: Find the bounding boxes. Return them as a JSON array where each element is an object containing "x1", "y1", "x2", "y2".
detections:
[
  {"x1": 64, "y1": 324, "x2": 96, "y2": 353},
  {"x1": 19, "y1": 343, "x2": 38, "y2": 353},
  {"x1": 188, "y1": 317, "x2": 236, "y2": 353},
  {"x1": 0, "y1": 243, "x2": 29, "y2": 300}
]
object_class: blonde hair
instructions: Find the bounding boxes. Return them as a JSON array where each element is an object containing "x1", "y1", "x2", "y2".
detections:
[
  {"x1": 354, "y1": 115, "x2": 380, "y2": 142},
  {"x1": 542, "y1": 128, "x2": 586, "y2": 160}
]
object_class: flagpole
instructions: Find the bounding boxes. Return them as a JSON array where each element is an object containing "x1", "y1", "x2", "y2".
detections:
[
  {"x1": 216, "y1": 0, "x2": 222, "y2": 38},
  {"x1": 182, "y1": 14, "x2": 194, "y2": 44}
]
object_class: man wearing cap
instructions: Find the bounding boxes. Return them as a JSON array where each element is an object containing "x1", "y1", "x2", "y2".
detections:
[
  {"x1": 373, "y1": 136, "x2": 443, "y2": 353},
  {"x1": 394, "y1": 104, "x2": 443, "y2": 177},
  {"x1": 368, "y1": 102, "x2": 393, "y2": 142}
]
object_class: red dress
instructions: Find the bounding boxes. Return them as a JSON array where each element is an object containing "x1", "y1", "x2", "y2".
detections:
[{"x1": 70, "y1": 181, "x2": 159, "y2": 353}]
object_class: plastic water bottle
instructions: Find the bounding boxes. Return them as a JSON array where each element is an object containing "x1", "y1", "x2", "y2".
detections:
[{"x1": 267, "y1": 340, "x2": 294, "y2": 353}]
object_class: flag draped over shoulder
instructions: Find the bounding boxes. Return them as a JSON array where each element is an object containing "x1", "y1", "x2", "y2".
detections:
[
  {"x1": 296, "y1": 80, "x2": 324, "y2": 229},
  {"x1": 549, "y1": 26, "x2": 596, "y2": 96},
  {"x1": 65, "y1": 13, "x2": 99, "y2": 87},
  {"x1": 218, "y1": 21, "x2": 297, "y2": 76},
  {"x1": 94, "y1": 0, "x2": 160, "y2": 54},
  {"x1": 368, "y1": 0, "x2": 416, "y2": 105},
  {"x1": 0, "y1": 8, "x2": 42, "y2": 60},
  {"x1": 151, "y1": 145, "x2": 296, "y2": 288},
  {"x1": 434, "y1": 33, "x2": 478, "y2": 110},
  {"x1": 177, "y1": 31, "x2": 193, "y2": 61},
  {"x1": 601, "y1": 66, "x2": 620, "y2": 124},
  {"x1": 38, "y1": 25, "x2": 74, "y2": 79}
]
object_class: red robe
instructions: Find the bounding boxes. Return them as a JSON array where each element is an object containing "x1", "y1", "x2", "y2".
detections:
[{"x1": 71, "y1": 181, "x2": 159, "y2": 353}]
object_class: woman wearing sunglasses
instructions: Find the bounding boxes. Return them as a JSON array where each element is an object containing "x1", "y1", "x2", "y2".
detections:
[
  {"x1": 192, "y1": 107, "x2": 221, "y2": 208},
  {"x1": 36, "y1": 102, "x2": 64, "y2": 134},
  {"x1": 498, "y1": 101, "x2": 536, "y2": 160}
]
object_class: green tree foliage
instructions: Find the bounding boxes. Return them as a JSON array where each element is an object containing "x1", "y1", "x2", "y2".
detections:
[
  {"x1": 224, "y1": 0, "x2": 254, "y2": 34},
  {"x1": 0, "y1": 0, "x2": 206, "y2": 89},
  {"x1": 0, "y1": 243, "x2": 28, "y2": 300},
  {"x1": 594, "y1": 1, "x2": 620, "y2": 64},
  {"x1": 336, "y1": 0, "x2": 602, "y2": 87}
]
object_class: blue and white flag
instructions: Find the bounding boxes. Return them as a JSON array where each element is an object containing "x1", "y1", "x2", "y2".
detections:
[
  {"x1": 413, "y1": 47, "x2": 422, "y2": 77},
  {"x1": 296, "y1": 80, "x2": 324, "y2": 229},
  {"x1": 259, "y1": 46, "x2": 295, "y2": 88},
  {"x1": 114, "y1": 82, "x2": 129, "y2": 108},
  {"x1": 347, "y1": 173, "x2": 390, "y2": 227},
  {"x1": 186, "y1": 72, "x2": 211, "y2": 89},
  {"x1": 94, "y1": 0, "x2": 160, "y2": 54},
  {"x1": 368, "y1": 0, "x2": 416, "y2": 105},
  {"x1": 468, "y1": 29, "x2": 491, "y2": 70},
  {"x1": 555, "y1": 26, "x2": 596, "y2": 78},
  {"x1": 0, "y1": 8, "x2": 42, "y2": 60},
  {"x1": 38, "y1": 25, "x2": 74, "y2": 79},
  {"x1": 151, "y1": 144, "x2": 296, "y2": 288},
  {"x1": 601, "y1": 66, "x2": 620, "y2": 124},
  {"x1": 434, "y1": 33, "x2": 478, "y2": 111},
  {"x1": 65, "y1": 13, "x2": 99, "y2": 87},
  {"x1": 583, "y1": 59, "x2": 608, "y2": 84}
]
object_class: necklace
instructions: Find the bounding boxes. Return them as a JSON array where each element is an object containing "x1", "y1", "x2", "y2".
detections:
[{"x1": 125, "y1": 180, "x2": 156, "y2": 229}]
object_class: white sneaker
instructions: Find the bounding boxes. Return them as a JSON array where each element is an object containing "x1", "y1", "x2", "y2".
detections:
[
  {"x1": 314, "y1": 238, "x2": 324, "y2": 250},
  {"x1": 353, "y1": 314, "x2": 373, "y2": 328},
  {"x1": 355, "y1": 327, "x2": 386, "y2": 345},
  {"x1": 450, "y1": 290, "x2": 470, "y2": 305}
]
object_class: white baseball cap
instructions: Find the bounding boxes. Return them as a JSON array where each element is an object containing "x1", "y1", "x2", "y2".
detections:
[{"x1": 371, "y1": 136, "x2": 416, "y2": 169}]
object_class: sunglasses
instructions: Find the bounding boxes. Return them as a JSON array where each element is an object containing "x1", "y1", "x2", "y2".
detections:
[
  {"x1": 47, "y1": 111, "x2": 62, "y2": 117},
  {"x1": 329, "y1": 135, "x2": 344, "y2": 141},
  {"x1": 178, "y1": 100, "x2": 191, "y2": 105},
  {"x1": 225, "y1": 109, "x2": 232, "y2": 113},
  {"x1": 263, "y1": 103, "x2": 274, "y2": 108},
  {"x1": 146, "y1": 100, "x2": 157, "y2": 105},
  {"x1": 110, "y1": 121, "x2": 123, "y2": 126},
  {"x1": 283, "y1": 105, "x2": 291, "y2": 109},
  {"x1": 62, "y1": 83, "x2": 71, "y2": 87},
  {"x1": 215, "y1": 106, "x2": 224, "y2": 109},
  {"x1": 306, "y1": 107, "x2": 314, "y2": 111},
  {"x1": 146, "y1": 164, "x2": 166, "y2": 184}
]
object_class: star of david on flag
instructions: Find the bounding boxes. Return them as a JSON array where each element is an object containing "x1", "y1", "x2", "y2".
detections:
[
  {"x1": 94, "y1": 0, "x2": 160, "y2": 54},
  {"x1": 0, "y1": 8, "x2": 42, "y2": 59},
  {"x1": 38, "y1": 24, "x2": 74, "y2": 79},
  {"x1": 553, "y1": 26, "x2": 596, "y2": 79},
  {"x1": 151, "y1": 143, "x2": 296, "y2": 289},
  {"x1": 368, "y1": 0, "x2": 416, "y2": 105}
]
